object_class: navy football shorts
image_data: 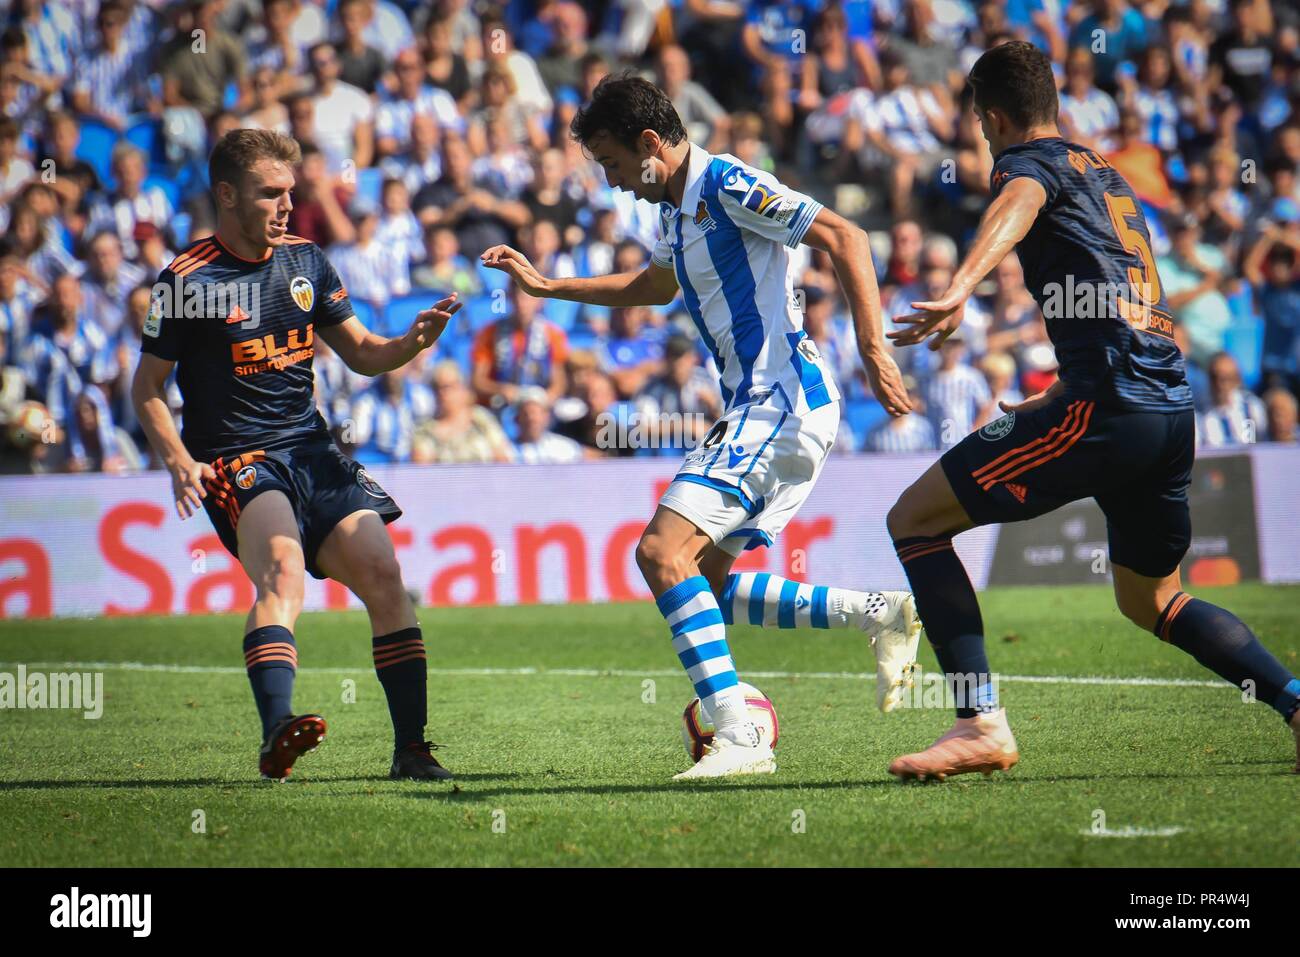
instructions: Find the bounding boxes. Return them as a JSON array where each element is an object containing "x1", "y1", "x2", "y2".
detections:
[
  {"x1": 941, "y1": 395, "x2": 1194, "y2": 578},
  {"x1": 201, "y1": 441, "x2": 401, "y2": 579}
]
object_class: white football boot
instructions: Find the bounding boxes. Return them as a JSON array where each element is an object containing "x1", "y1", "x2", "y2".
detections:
[
  {"x1": 857, "y1": 591, "x2": 923, "y2": 713},
  {"x1": 672, "y1": 722, "x2": 776, "y2": 780}
]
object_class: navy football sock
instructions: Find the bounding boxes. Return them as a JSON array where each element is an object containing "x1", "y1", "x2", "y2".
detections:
[
  {"x1": 1156, "y1": 592, "x2": 1300, "y2": 722},
  {"x1": 894, "y1": 536, "x2": 997, "y2": 718},
  {"x1": 243, "y1": 625, "x2": 297, "y2": 738},
  {"x1": 373, "y1": 627, "x2": 428, "y2": 750}
]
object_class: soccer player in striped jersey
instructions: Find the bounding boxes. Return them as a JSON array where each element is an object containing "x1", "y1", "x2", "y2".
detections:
[
  {"x1": 484, "y1": 75, "x2": 921, "y2": 779},
  {"x1": 886, "y1": 42, "x2": 1300, "y2": 779},
  {"x1": 132, "y1": 130, "x2": 462, "y2": 781}
]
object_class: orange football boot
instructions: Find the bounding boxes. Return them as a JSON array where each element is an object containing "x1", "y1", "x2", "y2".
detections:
[{"x1": 889, "y1": 708, "x2": 1019, "y2": 781}]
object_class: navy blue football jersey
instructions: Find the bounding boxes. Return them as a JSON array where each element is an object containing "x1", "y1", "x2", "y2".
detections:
[
  {"x1": 990, "y1": 136, "x2": 1193, "y2": 413},
  {"x1": 140, "y1": 234, "x2": 355, "y2": 461}
]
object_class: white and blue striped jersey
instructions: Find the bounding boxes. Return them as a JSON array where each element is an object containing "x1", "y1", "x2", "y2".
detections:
[{"x1": 651, "y1": 143, "x2": 840, "y2": 416}]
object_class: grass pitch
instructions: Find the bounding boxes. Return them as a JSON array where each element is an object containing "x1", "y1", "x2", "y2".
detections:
[{"x1": 1, "y1": 584, "x2": 1297, "y2": 867}]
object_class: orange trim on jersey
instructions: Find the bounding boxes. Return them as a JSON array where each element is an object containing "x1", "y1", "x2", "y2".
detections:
[
  {"x1": 167, "y1": 242, "x2": 211, "y2": 274},
  {"x1": 972, "y1": 401, "x2": 1083, "y2": 483},
  {"x1": 169, "y1": 241, "x2": 217, "y2": 275},
  {"x1": 174, "y1": 246, "x2": 221, "y2": 277},
  {"x1": 212, "y1": 230, "x2": 274, "y2": 263},
  {"x1": 281, "y1": 234, "x2": 312, "y2": 244},
  {"x1": 1159, "y1": 592, "x2": 1193, "y2": 641},
  {"x1": 978, "y1": 402, "x2": 1096, "y2": 490}
]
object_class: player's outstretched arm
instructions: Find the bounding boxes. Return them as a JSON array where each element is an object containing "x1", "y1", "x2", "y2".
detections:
[
  {"x1": 890, "y1": 176, "x2": 1047, "y2": 350},
  {"x1": 318, "y1": 294, "x2": 463, "y2": 377},
  {"x1": 131, "y1": 353, "x2": 215, "y2": 520},
  {"x1": 480, "y1": 244, "x2": 678, "y2": 307},
  {"x1": 802, "y1": 208, "x2": 911, "y2": 417}
]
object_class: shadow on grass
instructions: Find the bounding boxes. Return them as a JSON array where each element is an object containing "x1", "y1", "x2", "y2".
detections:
[{"x1": 0, "y1": 771, "x2": 530, "y2": 791}]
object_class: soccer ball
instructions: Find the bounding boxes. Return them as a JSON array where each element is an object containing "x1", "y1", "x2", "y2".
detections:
[{"x1": 681, "y1": 682, "x2": 779, "y2": 762}]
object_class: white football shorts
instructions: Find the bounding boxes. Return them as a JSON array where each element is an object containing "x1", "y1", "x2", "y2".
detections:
[{"x1": 659, "y1": 396, "x2": 839, "y2": 556}]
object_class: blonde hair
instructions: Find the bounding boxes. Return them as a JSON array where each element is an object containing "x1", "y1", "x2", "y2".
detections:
[{"x1": 208, "y1": 128, "x2": 302, "y2": 192}]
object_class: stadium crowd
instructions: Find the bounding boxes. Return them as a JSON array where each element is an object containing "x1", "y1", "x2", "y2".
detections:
[{"x1": 1, "y1": 0, "x2": 1299, "y2": 474}]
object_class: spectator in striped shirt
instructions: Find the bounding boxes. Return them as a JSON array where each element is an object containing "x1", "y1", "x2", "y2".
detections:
[
  {"x1": 70, "y1": 1, "x2": 153, "y2": 131},
  {"x1": 0, "y1": 252, "x2": 37, "y2": 364},
  {"x1": 348, "y1": 369, "x2": 431, "y2": 464},
  {"x1": 848, "y1": 49, "x2": 953, "y2": 218},
  {"x1": 331, "y1": 197, "x2": 411, "y2": 314},
  {"x1": 866, "y1": 375, "x2": 936, "y2": 453},
  {"x1": 375, "y1": 177, "x2": 424, "y2": 268},
  {"x1": 86, "y1": 143, "x2": 174, "y2": 260},
  {"x1": 924, "y1": 336, "x2": 991, "y2": 451},
  {"x1": 379, "y1": 113, "x2": 444, "y2": 197},
  {"x1": 1198, "y1": 352, "x2": 1267, "y2": 447},
  {"x1": 243, "y1": 0, "x2": 303, "y2": 86},
  {"x1": 79, "y1": 231, "x2": 145, "y2": 337},
  {"x1": 375, "y1": 46, "x2": 463, "y2": 159},
  {"x1": 471, "y1": 283, "x2": 569, "y2": 410}
]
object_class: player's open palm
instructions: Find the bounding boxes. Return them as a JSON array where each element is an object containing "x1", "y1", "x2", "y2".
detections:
[
  {"x1": 407, "y1": 294, "x2": 463, "y2": 352},
  {"x1": 480, "y1": 245, "x2": 550, "y2": 296},
  {"x1": 889, "y1": 292, "x2": 967, "y2": 351},
  {"x1": 173, "y1": 459, "x2": 216, "y2": 520}
]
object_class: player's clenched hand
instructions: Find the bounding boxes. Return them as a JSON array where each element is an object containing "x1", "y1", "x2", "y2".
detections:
[
  {"x1": 863, "y1": 350, "x2": 912, "y2": 417},
  {"x1": 172, "y1": 459, "x2": 215, "y2": 520},
  {"x1": 889, "y1": 291, "x2": 968, "y2": 351},
  {"x1": 406, "y1": 294, "x2": 462, "y2": 352},
  {"x1": 480, "y1": 245, "x2": 551, "y2": 297}
]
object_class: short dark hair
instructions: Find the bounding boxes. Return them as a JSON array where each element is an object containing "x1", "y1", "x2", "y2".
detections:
[
  {"x1": 570, "y1": 73, "x2": 686, "y2": 152},
  {"x1": 967, "y1": 40, "x2": 1058, "y2": 130},
  {"x1": 208, "y1": 128, "x2": 301, "y2": 192}
]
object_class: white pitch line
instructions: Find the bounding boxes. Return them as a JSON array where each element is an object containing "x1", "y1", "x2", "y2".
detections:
[
  {"x1": 0, "y1": 660, "x2": 1230, "y2": 689},
  {"x1": 1079, "y1": 827, "x2": 1187, "y2": 838}
]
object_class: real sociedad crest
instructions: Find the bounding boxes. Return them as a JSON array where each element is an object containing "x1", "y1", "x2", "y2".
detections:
[{"x1": 290, "y1": 276, "x2": 314, "y2": 312}]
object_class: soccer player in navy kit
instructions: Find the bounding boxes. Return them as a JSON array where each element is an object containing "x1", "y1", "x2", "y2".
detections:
[
  {"x1": 884, "y1": 42, "x2": 1300, "y2": 779},
  {"x1": 131, "y1": 130, "x2": 462, "y2": 781}
]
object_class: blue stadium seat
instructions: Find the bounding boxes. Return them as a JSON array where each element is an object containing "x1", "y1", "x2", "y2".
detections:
[
  {"x1": 170, "y1": 211, "x2": 192, "y2": 248},
  {"x1": 431, "y1": 327, "x2": 470, "y2": 369},
  {"x1": 845, "y1": 397, "x2": 889, "y2": 441},
  {"x1": 350, "y1": 298, "x2": 377, "y2": 332},
  {"x1": 1224, "y1": 312, "x2": 1263, "y2": 390},
  {"x1": 384, "y1": 291, "x2": 449, "y2": 340},
  {"x1": 355, "y1": 166, "x2": 384, "y2": 207},
  {"x1": 464, "y1": 293, "x2": 500, "y2": 333},
  {"x1": 143, "y1": 175, "x2": 180, "y2": 210},
  {"x1": 566, "y1": 328, "x2": 600, "y2": 353},
  {"x1": 75, "y1": 118, "x2": 121, "y2": 192},
  {"x1": 477, "y1": 260, "x2": 510, "y2": 294},
  {"x1": 124, "y1": 117, "x2": 167, "y2": 173},
  {"x1": 542, "y1": 296, "x2": 579, "y2": 330}
]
